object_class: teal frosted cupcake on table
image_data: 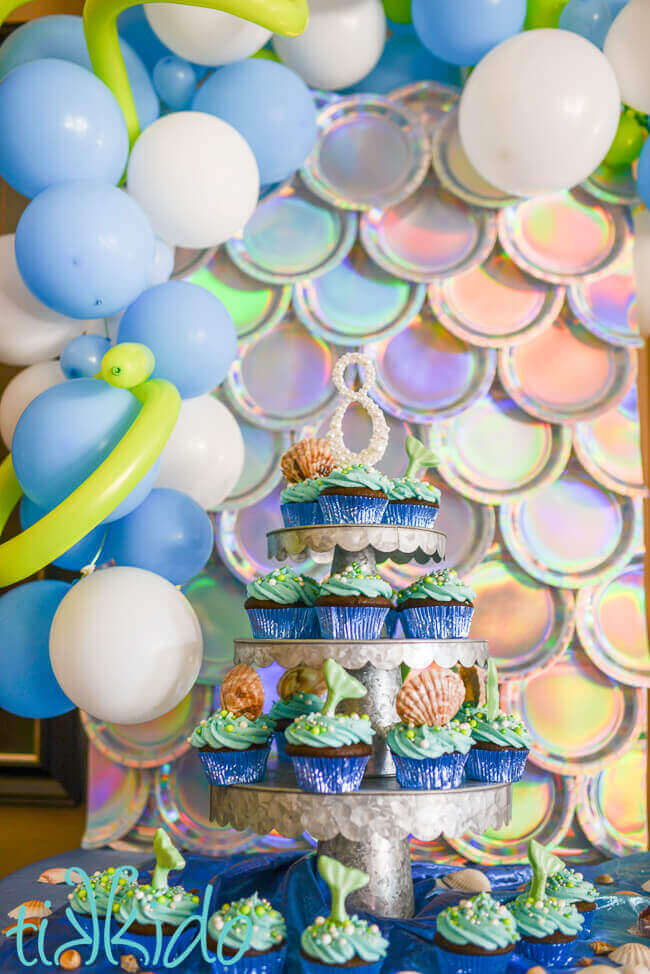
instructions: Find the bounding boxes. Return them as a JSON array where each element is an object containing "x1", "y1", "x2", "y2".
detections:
[
  {"x1": 383, "y1": 435, "x2": 441, "y2": 529},
  {"x1": 464, "y1": 661, "x2": 530, "y2": 784},
  {"x1": 68, "y1": 865, "x2": 138, "y2": 934},
  {"x1": 318, "y1": 464, "x2": 390, "y2": 524},
  {"x1": 285, "y1": 659, "x2": 374, "y2": 793},
  {"x1": 435, "y1": 892, "x2": 519, "y2": 974},
  {"x1": 397, "y1": 568, "x2": 475, "y2": 639},
  {"x1": 543, "y1": 866, "x2": 598, "y2": 936},
  {"x1": 315, "y1": 562, "x2": 393, "y2": 639},
  {"x1": 192, "y1": 665, "x2": 273, "y2": 786},
  {"x1": 208, "y1": 892, "x2": 287, "y2": 974},
  {"x1": 279, "y1": 438, "x2": 335, "y2": 527},
  {"x1": 270, "y1": 664, "x2": 326, "y2": 760},
  {"x1": 245, "y1": 568, "x2": 320, "y2": 639},
  {"x1": 301, "y1": 855, "x2": 389, "y2": 973}
]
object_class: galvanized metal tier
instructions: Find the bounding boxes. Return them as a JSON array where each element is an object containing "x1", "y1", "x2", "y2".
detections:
[
  {"x1": 211, "y1": 769, "x2": 511, "y2": 918},
  {"x1": 234, "y1": 637, "x2": 489, "y2": 671},
  {"x1": 267, "y1": 523, "x2": 446, "y2": 568}
]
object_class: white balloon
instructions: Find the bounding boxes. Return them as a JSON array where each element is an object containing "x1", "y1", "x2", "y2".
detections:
[
  {"x1": 145, "y1": 4, "x2": 270, "y2": 66},
  {"x1": 49, "y1": 567, "x2": 203, "y2": 724},
  {"x1": 273, "y1": 0, "x2": 386, "y2": 90},
  {"x1": 633, "y1": 210, "x2": 650, "y2": 337},
  {"x1": 127, "y1": 112, "x2": 259, "y2": 248},
  {"x1": 458, "y1": 29, "x2": 620, "y2": 196},
  {"x1": 156, "y1": 394, "x2": 244, "y2": 510},
  {"x1": 0, "y1": 235, "x2": 100, "y2": 365},
  {"x1": 149, "y1": 237, "x2": 175, "y2": 286},
  {"x1": 0, "y1": 360, "x2": 64, "y2": 449},
  {"x1": 604, "y1": 0, "x2": 650, "y2": 113}
]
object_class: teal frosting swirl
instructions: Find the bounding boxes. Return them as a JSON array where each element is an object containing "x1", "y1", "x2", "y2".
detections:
[
  {"x1": 69, "y1": 867, "x2": 138, "y2": 917},
  {"x1": 208, "y1": 892, "x2": 286, "y2": 952},
  {"x1": 436, "y1": 892, "x2": 520, "y2": 950},
  {"x1": 114, "y1": 884, "x2": 201, "y2": 929},
  {"x1": 270, "y1": 692, "x2": 324, "y2": 723},
  {"x1": 246, "y1": 568, "x2": 320, "y2": 606},
  {"x1": 321, "y1": 465, "x2": 390, "y2": 494},
  {"x1": 301, "y1": 915, "x2": 388, "y2": 964},
  {"x1": 511, "y1": 894, "x2": 584, "y2": 939},
  {"x1": 281, "y1": 478, "x2": 323, "y2": 503},
  {"x1": 388, "y1": 477, "x2": 441, "y2": 504},
  {"x1": 464, "y1": 706, "x2": 531, "y2": 749},
  {"x1": 284, "y1": 712, "x2": 375, "y2": 749},
  {"x1": 545, "y1": 868, "x2": 597, "y2": 904},
  {"x1": 318, "y1": 563, "x2": 393, "y2": 600},
  {"x1": 191, "y1": 711, "x2": 273, "y2": 750},
  {"x1": 397, "y1": 569, "x2": 475, "y2": 605},
  {"x1": 387, "y1": 719, "x2": 472, "y2": 759}
]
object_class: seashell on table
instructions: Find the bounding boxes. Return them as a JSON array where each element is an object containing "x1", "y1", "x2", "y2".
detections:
[{"x1": 438, "y1": 868, "x2": 492, "y2": 892}]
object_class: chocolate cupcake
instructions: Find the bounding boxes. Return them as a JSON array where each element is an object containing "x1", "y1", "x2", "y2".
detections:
[
  {"x1": 397, "y1": 568, "x2": 475, "y2": 639},
  {"x1": 464, "y1": 661, "x2": 530, "y2": 784},
  {"x1": 208, "y1": 892, "x2": 287, "y2": 973},
  {"x1": 317, "y1": 464, "x2": 390, "y2": 524},
  {"x1": 279, "y1": 438, "x2": 334, "y2": 527},
  {"x1": 383, "y1": 435, "x2": 441, "y2": 528},
  {"x1": 435, "y1": 892, "x2": 519, "y2": 974},
  {"x1": 545, "y1": 867, "x2": 598, "y2": 937},
  {"x1": 315, "y1": 562, "x2": 393, "y2": 640},
  {"x1": 245, "y1": 568, "x2": 320, "y2": 639}
]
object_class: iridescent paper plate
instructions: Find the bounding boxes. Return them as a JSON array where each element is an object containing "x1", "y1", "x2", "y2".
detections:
[
  {"x1": 430, "y1": 387, "x2": 572, "y2": 504},
  {"x1": 429, "y1": 248, "x2": 565, "y2": 347},
  {"x1": 410, "y1": 837, "x2": 465, "y2": 865},
  {"x1": 573, "y1": 387, "x2": 646, "y2": 497},
  {"x1": 498, "y1": 189, "x2": 628, "y2": 283},
  {"x1": 576, "y1": 554, "x2": 650, "y2": 688},
  {"x1": 172, "y1": 246, "x2": 215, "y2": 279},
  {"x1": 431, "y1": 109, "x2": 519, "y2": 209},
  {"x1": 189, "y1": 250, "x2": 291, "y2": 342},
  {"x1": 568, "y1": 240, "x2": 642, "y2": 348},
  {"x1": 82, "y1": 744, "x2": 151, "y2": 849},
  {"x1": 467, "y1": 544, "x2": 575, "y2": 678},
  {"x1": 81, "y1": 686, "x2": 212, "y2": 769},
  {"x1": 499, "y1": 462, "x2": 641, "y2": 588},
  {"x1": 224, "y1": 313, "x2": 339, "y2": 430},
  {"x1": 499, "y1": 310, "x2": 636, "y2": 424},
  {"x1": 360, "y1": 173, "x2": 496, "y2": 283},
  {"x1": 448, "y1": 767, "x2": 576, "y2": 865},
  {"x1": 582, "y1": 163, "x2": 639, "y2": 207},
  {"x1": 386, "y1": 80, "x2": 460, "y2": 136},
  {"x1": 577, "y1": 738, "x2": 648, "y2": 856},
  {"x1": 215, "y1": 411, "x2": 289, "y2": 511},
  {"x1": 293, "y1": 242, "x2": 425, "y2": 346},
  {"x1": 155, "y1": 751, "x2": 254, "y2": 854},
  {"x1": 301, "y1": 95, "x2": 429, "y2": 210},
  {"x1": 226, "y1": 176, "x2": 357, "y2": 284},
  {"x1": 503, "y1": 643, "x2": 645, "y2": 775},
  {"x1": 122, "y1": 787, "x2": 165, "y2": 849},
  {"x1": 366, "y1": 305, "x2": 497, "y2": 422}
]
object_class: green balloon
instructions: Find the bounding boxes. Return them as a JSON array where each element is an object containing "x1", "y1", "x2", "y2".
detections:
[
  {"x1": 383, "y1": 0, "x2": 412, "y2": 24},
  {"x1": 603, "y1": 109, "x2": 648, "y2": 169},
  {"x1": 524, "y1": 0, "x2": 569, "y2": 29}
]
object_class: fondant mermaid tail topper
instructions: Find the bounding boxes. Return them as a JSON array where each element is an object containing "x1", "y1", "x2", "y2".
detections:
[
  {"x1": 152, "y1": 828, "x2": 186, "y2": 890},
  {"x1": 404, "y1": 435, "x2": 439, "y2": 478},
  {"x1": 527, "y1": 838, "x2": 564, "y2": 901},
  {"x1": 322, "y1": 659, "x2": 366, "y2": 716},
  {"x1": 318, "y1": 855, "x2": 369, "y2": 924}
]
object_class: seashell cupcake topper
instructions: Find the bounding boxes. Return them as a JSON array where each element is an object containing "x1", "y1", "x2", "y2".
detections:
[
  {"x1": 281, "y1": 438, "x2": 335, "y2": 483},
  {"x1": 327, "y1": 352, "x2": 389, "y2": 470},
  {"x1": 396, "y1": 667, "x2": 465, "y2": 727},
  {"x1": 220, "y1": 664, "x2": 264, "y2": 720},
  {"x1": 322, "y1": 658, "x2": 366, "y2": 716},
  {"x1": 277, "y1": 664, "x2": 327, "y2": 700}
]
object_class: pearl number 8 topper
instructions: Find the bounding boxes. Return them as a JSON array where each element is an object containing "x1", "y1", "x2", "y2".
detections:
[{"x1": 327, "y1": 352, "x2": 390, "y2": 469}]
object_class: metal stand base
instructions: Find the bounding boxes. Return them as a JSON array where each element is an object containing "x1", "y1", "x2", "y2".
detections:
[
  {"x1": 318, "y1": 834, "x2": 415, "y2": 918},
  {"x1": 340, "y1": 663, "x2": 399, "y2": 776}
]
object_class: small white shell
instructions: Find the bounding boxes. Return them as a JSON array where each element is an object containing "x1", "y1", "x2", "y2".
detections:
[
  {"x1": 38, "y1": 867, "x2": 82, "y2": 885},
  {"x1": 610, "y1": 944, "x2": 650, "y2": 967},
  {"x1": 642, "y1": 880, "x2": 650, "y2": 893},
  {"x1": 439, "y1": 868, "x2": 492, "y2": 892},
  {"x1": 8, "y1": 900, "x2": 52, "y2": 920}
]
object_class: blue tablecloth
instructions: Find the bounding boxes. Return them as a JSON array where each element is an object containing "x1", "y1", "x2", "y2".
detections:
[{"x1": 1, "y1": 847, "x2": 649, "y2": 973}]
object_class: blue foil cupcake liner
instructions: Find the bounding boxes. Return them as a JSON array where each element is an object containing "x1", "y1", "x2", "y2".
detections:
[
  {"x1": 301, "y1": 955, "x2": 383, "y2": 974},
  {"x1": 318, "y1": 493, "x2": 388, "y2": 524},
  {"x1": 436, "y1": 945, "x2": 514, "y2": 974},
  {"x1": 316, "y1": 604, "x2": 389, "y2": 640},
  {"x1": 391, "y1": 750, "x2": 468, "y2": 790},
  {"x1": 280, "y1": 501, "x2": 321, "y2": 527},
  {"x1": 290, "y1": 753, "x2": 369, "y2": 793},
  {"x1": 247, "y1": 606, "x2": 319, "y2": 639},
  {"x1": 274, "y1": 729, "x2": 290, "y2": 762},
  {"x1": 518, "y1": 937, "x2": 577, "y2": 968},
  {"x1": 465, "y1": 747, "x2": 529, "y2": 783},
  {"x1": 383, "y1": 501, "x2": 439, "y2": 528},
  {"x1": 211, "y1": 943, "x2": 287, "y2": 973},
  {"x1": 198, "y1": 746, "x2": 270, "y2": 785},
  {"x1": 385, "y1": 608, "x2": 399, "y2": 639},
  {"x1": 577, "y1": 907, "x2": 594, "y2": 937},
  {"x1": 399, "y1": 603, "x2": 474, "y2": 639}
]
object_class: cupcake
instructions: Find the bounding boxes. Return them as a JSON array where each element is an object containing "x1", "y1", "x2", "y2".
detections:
[
  {"x1": 280, "y1": 478, "x2": 324, "y2": 527},
  {"x1": 315, "y1": 562, "x2": 393, "y2": 640},
  {"x1": 544, "y1": 867, "x2": 598, "y2": 937},
  {"x1": 318, "y1": 464, "x2": 390, "y2": 524},
  {"x1": 464, "y1": 660, "x2": 530, "y2": 784},
  {"x1": 398, "y1": 568, "x2": 475, "y2": 639},
  {"x1": 68, "y1": 865, "x2": 138, "y2": 934},
  {"x1": 435, "y1": 892, "x2": 520, "y2": 974},
  {"x1": 284, "y1": 659, "x2": 374, "y2": 793},
  {"x1": 192, "y1": 665, "x2": 273, "y2": 786},
  {"x1": 387, "y1": 668, "x2": 472, "y2": 789},
  {"x1": 208, "y1": 892, "x2": 287, "y2": 973},
  {"x1": 300, "y1": 855, "x2": 389, "y2": 973},
  {"x1": 383, "y1": 434, "x2": 441, "y2": 528},
  {"x1": 270, "y1": 664, "x2": 326, "y2": 760},
  {"x1": 511, "y1": 840, "x2": 584, "y2": 969},
  {"x1": 245, "y1": 568, "x2": 320, "y2": 639},
  {"x1": 280, "y1": 438, "x2": 334, "y2": 527}
]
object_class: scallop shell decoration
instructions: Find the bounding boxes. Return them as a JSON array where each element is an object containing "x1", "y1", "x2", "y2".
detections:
[
  {"x1": 439, "y1": 868, "x2": 492, "y2": 892},
  {"x1": 8, "y1": 900, "x2": 52, "y2": 920},
  {"x1": 610, "y1": 944, "x2": 650, "y2": 967},
  {"x1": 459, "y1": 665, "x2": 487, "y2": 707},
  {"x1": 38, "y1": 868, "x2": 82, "y2": 885},
  {"x1": 277, "y1": 664, "x2": 327, "y2": 700},
  {"x1": 280, "y1": 438, "x2": 335, "y2": 483},
  {"x1": 396, "y1": 667, "x2": 465, "y2": 727},
  {"x1": 220, "y1": 664, "x2": 264, "y2": 720}
]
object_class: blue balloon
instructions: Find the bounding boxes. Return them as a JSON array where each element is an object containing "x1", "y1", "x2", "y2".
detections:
[
  {"x1": 154, "y1": 56, "x2": 197, "y2": 109},
  {"x1": 192, "y1": 59, "x2": 317, "y2": 186},
  {"x1": 149, "y1": 237, "x2": 175, "y2": 286},
  {"x1": 0, "y1": 581, "x2": 73, "y2": 718},
  {"x1": 12, "y1": 377, "x2": 159, "y2": 521},
  {"x1": 637, "y1": 138, "x2": 650, "y2": 209},
  {"x1": 0, "y1": 15, "x2": 159, "y2": 129},
  {"x1": 117, "y1": 6, "x2": 172, "y2": 72},
  {"x1": 412, "y1": 0, "x2": 526, "y2": 66},
  {"x1": 348, "y1": 29, "x2": 462, "y2": 93},
  {"x1": 20, "y1": 495, "x2": 106, "y2": 571},
  {"x1": 60, "y1": 334, "x2": 112, "y2": 379},
  {"x1": 0, "y1": 59, "x2": 129, "y2": 199},
  {"x1": 117, "y1": 281, "x2": 237, "y2": 398},
  {"x1": 15, "y1": 181, "x2": 155, "y2": 319},
  {"x1": 105, "y1": 487, "x2": 213, "y2": 585},
  {"x1": 558, "y1": 0, "x2": 611, "y2": 49}
]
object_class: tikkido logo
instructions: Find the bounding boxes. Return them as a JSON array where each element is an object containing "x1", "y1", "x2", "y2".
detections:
[{"x1": 6, "y1": 866, "x2": 253, "y2": 969}]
